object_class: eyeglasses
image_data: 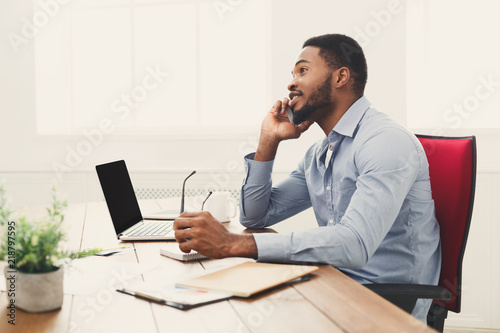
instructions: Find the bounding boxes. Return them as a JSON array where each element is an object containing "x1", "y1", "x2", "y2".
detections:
[
  {"x1": 180, "y1": 171, "x2": 213, "y2": 213},
  {"x1": 180, "y1": 170, "x2": 196, "y2": 214},
  {"x1": 201, "y1": 191, "x2": 213, "y2": 211}
]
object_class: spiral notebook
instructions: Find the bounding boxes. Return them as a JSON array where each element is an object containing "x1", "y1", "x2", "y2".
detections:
[{"x1": 160, "y1": 244, "x2": 207, "y2": 261}]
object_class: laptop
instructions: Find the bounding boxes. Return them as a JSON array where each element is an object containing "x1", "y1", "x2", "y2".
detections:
[{"x1": 96, "y1": 160, "x2": 177, "y2": 241}]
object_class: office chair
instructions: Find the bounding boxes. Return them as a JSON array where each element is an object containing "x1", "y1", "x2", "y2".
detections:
[{"x1": 364, "y1": 135, "x2": 476, "y2": 332}]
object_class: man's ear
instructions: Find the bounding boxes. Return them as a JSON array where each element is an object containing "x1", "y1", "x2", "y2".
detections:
[{"x1": 334, "y1": 67, "x2": 350, "y2": 88}]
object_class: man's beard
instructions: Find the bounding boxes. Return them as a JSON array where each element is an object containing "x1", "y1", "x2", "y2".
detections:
[{"x1": 292, "y1": 74, "x2": 333, "y2": 125}]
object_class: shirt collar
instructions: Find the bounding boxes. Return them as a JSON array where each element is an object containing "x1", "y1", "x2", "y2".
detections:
[
  {"x1": 330, "y1": 96, "x2": 371, "y2": 139},
  {"x1": 316, "y1": 96, "x2": 371, "y2": 171}
]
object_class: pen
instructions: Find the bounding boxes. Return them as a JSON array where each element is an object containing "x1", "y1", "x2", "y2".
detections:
[
  {"x1": 116, "y1": 288, "x2": 189, "y2": 310},
  {"x1": 96, "y1": 246, "x2": 127, "y2": 256},
  {"x1": 103, "y1": 246, "x2": 126, "y2": 251}
]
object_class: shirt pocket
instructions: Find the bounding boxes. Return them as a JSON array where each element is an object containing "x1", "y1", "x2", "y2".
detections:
[{"x1": 333, "y1": 179, "x2": 357, "y2": 223}]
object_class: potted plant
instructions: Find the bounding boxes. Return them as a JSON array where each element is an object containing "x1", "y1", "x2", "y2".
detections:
[{"x1": 0, "y1": 185, "x2": 100, "y2": 313}]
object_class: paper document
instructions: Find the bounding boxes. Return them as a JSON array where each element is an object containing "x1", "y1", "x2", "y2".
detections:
[{"x1": 117, "y1": 281, "x2": 232, "y2": 310}]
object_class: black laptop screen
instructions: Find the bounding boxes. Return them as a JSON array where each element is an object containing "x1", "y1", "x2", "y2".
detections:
[{"x1": 96, "y1": 160, "x2": 143, "y2": 235}]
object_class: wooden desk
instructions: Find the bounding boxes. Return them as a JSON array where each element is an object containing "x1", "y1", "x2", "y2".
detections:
[{"x1": 1, "y1": 199, "x2": 436, "y2": 333}]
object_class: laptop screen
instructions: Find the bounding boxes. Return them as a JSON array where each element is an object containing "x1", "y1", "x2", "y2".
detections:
[{"x1": 96, "y1": 160, "x2": 143, "y2": 235}]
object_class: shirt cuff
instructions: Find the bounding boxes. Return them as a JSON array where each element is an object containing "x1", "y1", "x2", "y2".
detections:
[
  {"x1": 253, "y1": 233, "x2": 291, "y2": 263},
  {"x1": 244, "y1": 153, "x2": 275, "y2": 185}
]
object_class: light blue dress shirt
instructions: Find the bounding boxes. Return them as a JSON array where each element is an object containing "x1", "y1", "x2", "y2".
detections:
[{"x1": 239, "y1": 96, "x2": 441, "y2": 321}]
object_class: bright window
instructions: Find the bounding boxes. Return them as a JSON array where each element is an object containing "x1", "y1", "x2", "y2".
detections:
[{"x1": 35, "y1": 0, "x2": 268, "y2": 135}]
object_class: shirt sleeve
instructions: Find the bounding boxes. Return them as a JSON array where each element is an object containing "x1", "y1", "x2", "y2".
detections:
[
  {"x1": 251, "y1": 128, "x2": 421, "y2": 269},
  {"x1": 239, "y1": 153, "x2": 312, "y2": 229}
]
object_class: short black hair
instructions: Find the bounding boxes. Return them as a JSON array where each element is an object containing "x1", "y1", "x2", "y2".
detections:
[{"x1": 303, "y1": 34, "x2": 367, "y2": 97}]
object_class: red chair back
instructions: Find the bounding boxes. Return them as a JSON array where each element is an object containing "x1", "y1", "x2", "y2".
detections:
[{"x1": 416, "y1": 135, "x2": 476, "y2": 313}]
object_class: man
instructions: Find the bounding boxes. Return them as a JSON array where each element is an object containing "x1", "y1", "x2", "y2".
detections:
[{"x1": 174, "y1": 34, "x2": 441, "y2": 322}]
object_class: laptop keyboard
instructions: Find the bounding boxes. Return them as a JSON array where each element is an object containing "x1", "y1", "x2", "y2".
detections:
[{"x1": 129, "y1": 221, "x2": 173, "y2": 236}]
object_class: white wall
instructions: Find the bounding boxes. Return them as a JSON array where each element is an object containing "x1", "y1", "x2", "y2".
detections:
[
  {"x1": 0, "y1": 0, "x2": 408, "y2": 185},
  {"x1": 1, "y1": 0, "x2": 499, "y2": 330}
]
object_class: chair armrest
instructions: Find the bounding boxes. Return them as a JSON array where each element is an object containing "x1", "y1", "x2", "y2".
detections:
[{"x1": 364, "y1": 283, "x2": 452, "y2": 300}]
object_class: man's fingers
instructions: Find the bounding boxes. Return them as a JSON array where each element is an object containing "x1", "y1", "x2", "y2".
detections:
[
  {"x1": 178, "y1": 211, "x2": 203, "y2": 218},
  {"x1": 173, "y1": 218, "x2": 192, "y2": 230},
  {"x1": 281, "y1": 98, "x2": 290, "y2": 115},
  {"x1": 178, "y1": 241, "x2": 193, "y2": 253},
  {"x1": 174, "y1": 228, "x2": 191, "y2": 241},
  {"x1": 285, "y1": 120, "x2": 314, "y2": 139},
  {"x1": 271, "y1": 100, "x2": 282, "y2": 116},
  {"x1": 298, "y1": 120, "x2": 314, "y2": 133}
]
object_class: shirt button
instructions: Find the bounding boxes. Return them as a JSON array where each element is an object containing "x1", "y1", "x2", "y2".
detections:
[
  {"x1": 329, "y1": 145, "x2": 333, "y2": 151},
  {"x1": 326, "y1": 185, "x2": 331, "y2": 191},
  {"x1": 328, "y1": 219, "x2": 334, "y2": 224}
]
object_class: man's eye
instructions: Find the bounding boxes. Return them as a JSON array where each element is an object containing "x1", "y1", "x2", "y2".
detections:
[{"x1": 300, "y1": 67, "x2": 307, "y2": 74}]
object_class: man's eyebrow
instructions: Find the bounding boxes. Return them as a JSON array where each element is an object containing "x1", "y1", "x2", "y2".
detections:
[
  {"x1": 295, "y1": 59, "x2": 310, "y2": 67},
  {"x1": 291, "y1": 59, "x2": 310, "y2": 75}
]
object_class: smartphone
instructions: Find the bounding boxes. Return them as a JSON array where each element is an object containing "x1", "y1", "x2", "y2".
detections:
[{"x1": 285, "y1": 106, "x2": 294, "y2": 124}]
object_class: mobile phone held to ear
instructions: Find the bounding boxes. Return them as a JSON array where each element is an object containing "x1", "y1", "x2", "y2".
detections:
[{"x1": 285, "y1": 106, "x2": 294, "y2": 124}]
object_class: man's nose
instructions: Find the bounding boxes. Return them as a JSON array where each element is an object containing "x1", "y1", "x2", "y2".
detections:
[{"x1": 287, "y1": 77, "x2": 298, "y2": 91}]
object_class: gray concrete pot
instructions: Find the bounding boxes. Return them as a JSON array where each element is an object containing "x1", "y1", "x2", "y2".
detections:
[{"x1": 4, "y1": 266, "x2": 64, "y2": 313}]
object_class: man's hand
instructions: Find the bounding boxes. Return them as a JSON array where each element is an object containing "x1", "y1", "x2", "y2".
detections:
[
  {"x1": 173, "y1": 211, "x2": 257, "y2": 259},
  {"x1": 255, "y1": 99, "x2": 313, "y2": 161}
]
